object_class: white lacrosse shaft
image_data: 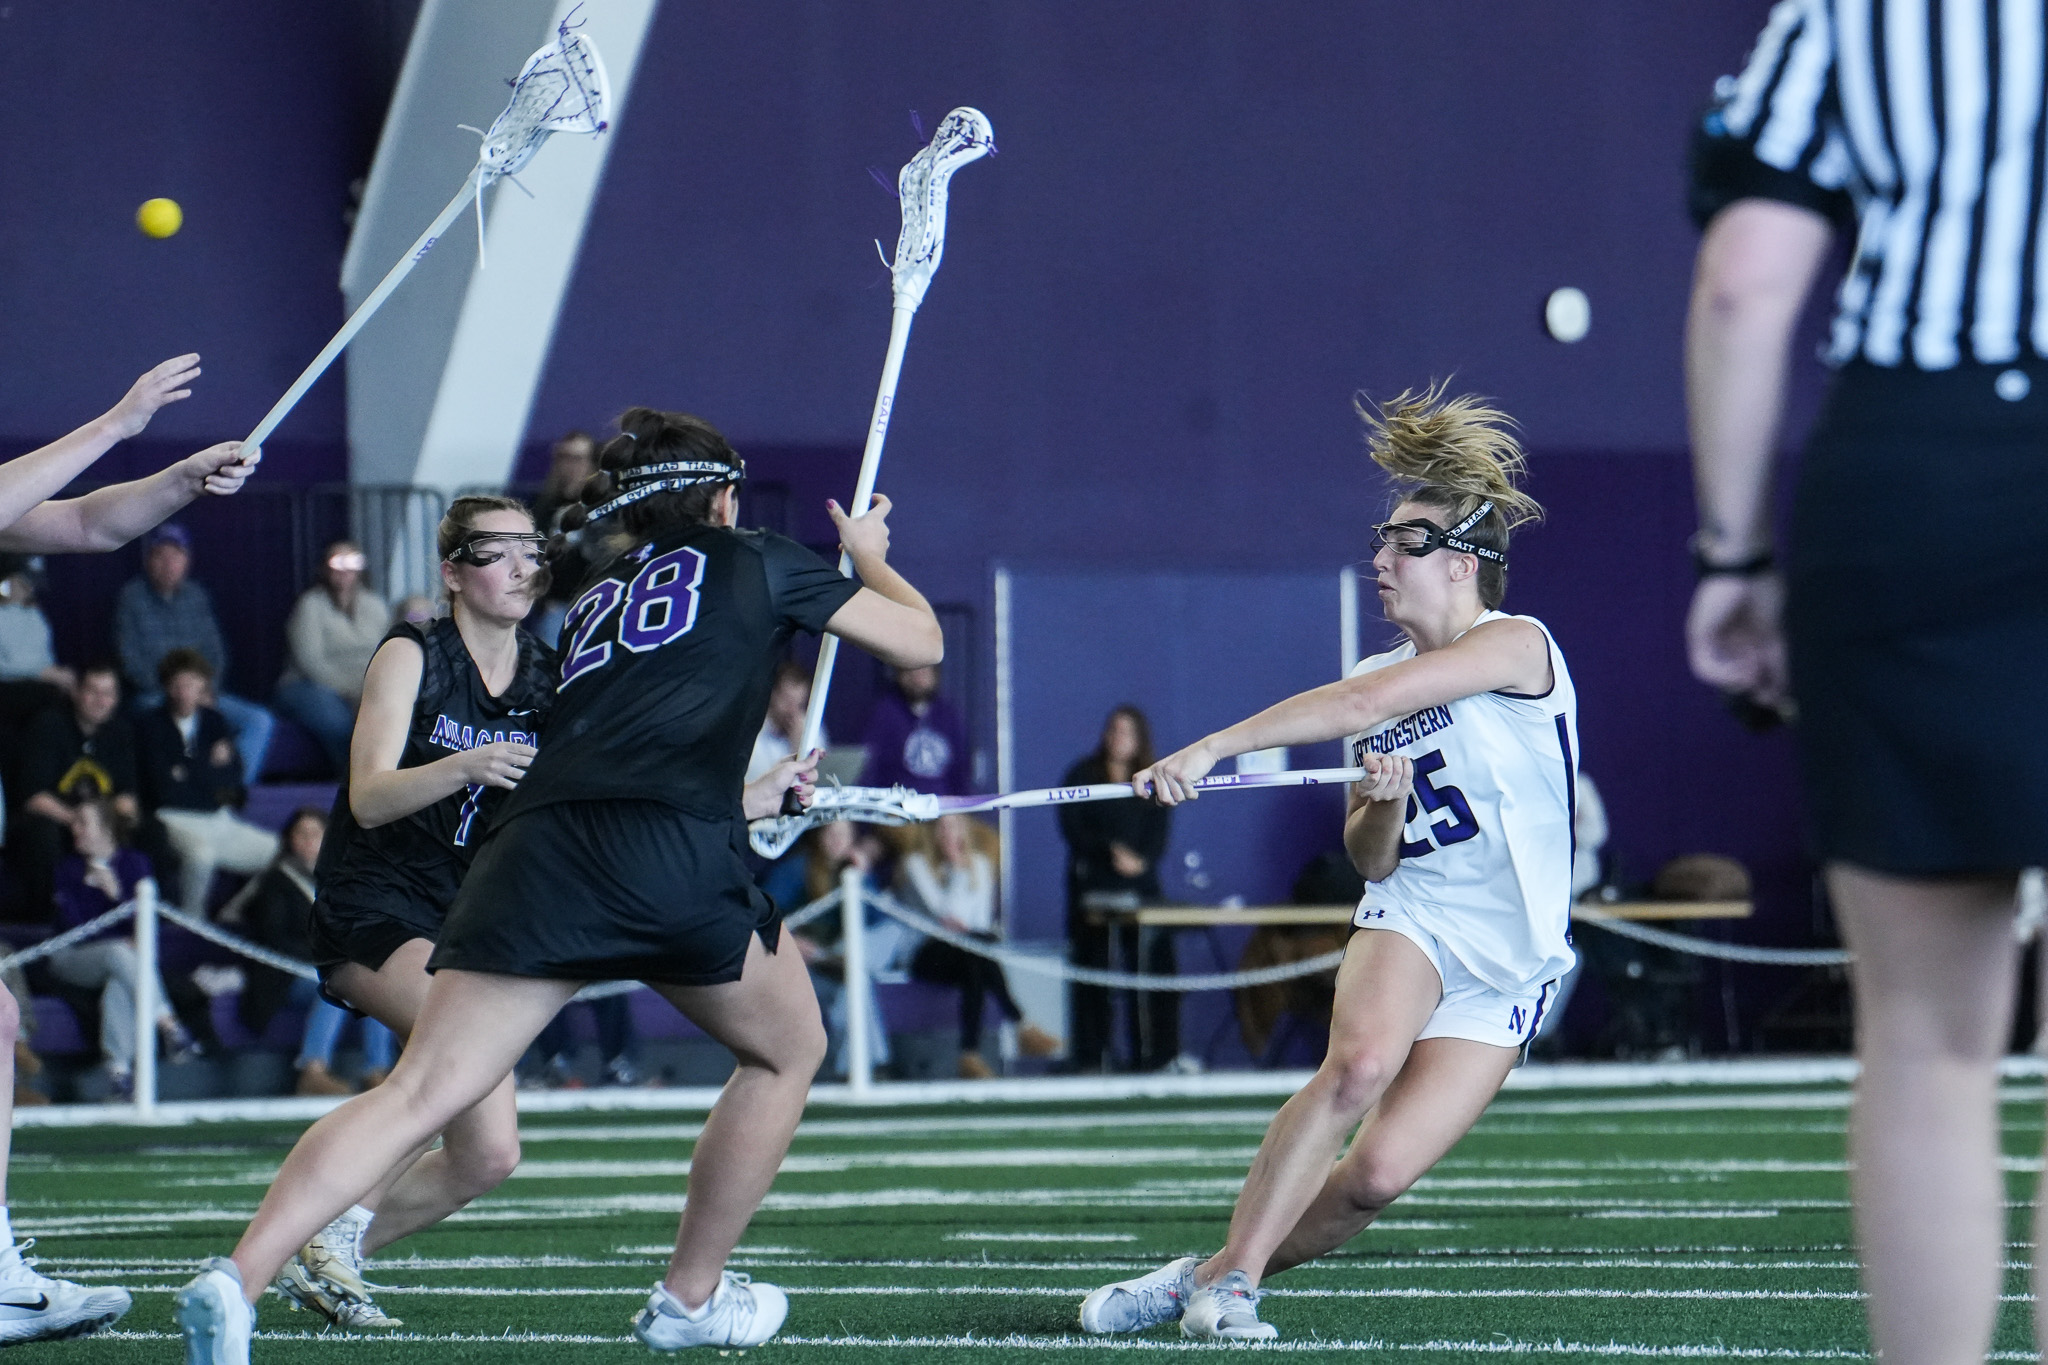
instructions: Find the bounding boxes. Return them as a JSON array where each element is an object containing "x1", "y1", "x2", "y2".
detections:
[
  {"x1": 798, "y1": 305, "x2": 913, "y2": 756},
  {"x1": 796, "y1": 107, "x2": 994, "y2": 759},
  {"x1": 240, "y1": 172, "x2": 482, "y2": 455},
  {"x1": 942, "y1": 766, "x2": 1370, "y2": 815}
]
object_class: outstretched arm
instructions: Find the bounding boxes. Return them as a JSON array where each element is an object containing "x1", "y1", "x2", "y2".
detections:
[
  {"x1": 0, "y1": 442, "x2": 256, "y2": 553},
  {"x1": 0, "y1": 356, "x2": 202, "y2": 538},
  {"x1": 1133, "y1": 617, "x2": 1552, "y2": 805}
]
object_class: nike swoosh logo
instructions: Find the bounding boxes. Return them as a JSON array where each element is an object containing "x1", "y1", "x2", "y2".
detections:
[{"x1": 0, "y1": 1295, "x2": 49, "y2": 1311}]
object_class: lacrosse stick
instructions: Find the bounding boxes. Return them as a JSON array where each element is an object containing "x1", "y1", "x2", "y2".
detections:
[
  {"x1": 238, "y1": 21, "x2": 610, "y2": 458},
  {"x1": 749, "y1": 766, "x2": 1369, "y2": 861},
  {"x1": 796, "y1": 108, "x2": 994, "y2": 756}
]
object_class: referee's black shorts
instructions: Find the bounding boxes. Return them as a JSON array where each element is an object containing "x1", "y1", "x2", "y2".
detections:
[
  {"x1": 429, "y1": 799, "x2": 782, "y2": 987},
  {"x1": 1788, "y1": 359, "x2": 2048, "y2": 875}
]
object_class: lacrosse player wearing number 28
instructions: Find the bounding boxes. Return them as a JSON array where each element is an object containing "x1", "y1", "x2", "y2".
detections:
[
  {"x1": 178, "y1": 407, "x2": 942, "y2": 1362},
  {"x1": 1079, "y1": 384, "x2": 1579, "y2": 1343}
]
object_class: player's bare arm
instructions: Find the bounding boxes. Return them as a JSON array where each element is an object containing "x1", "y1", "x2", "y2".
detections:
[
  {"x1": 0, "y1": 441, "x2": 255, "y2": 554},
  {"x1": 820, "y1": 494, "x2": 944, "y2": 667},
  {"x1": 1136, "y1": 618, "x2": 1551, "y2": 804},
  {"x1": 1343, "y1": 754, "x2": 1416, "y2": 882},
  {"x1": 349, "y1": 638, "x2": 534, "y2": 829},
  {"x1": 743, "y1": 749, "x2": 819, "y2": 821}
]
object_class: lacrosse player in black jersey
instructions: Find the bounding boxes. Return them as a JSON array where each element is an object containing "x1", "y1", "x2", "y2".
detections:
[
  {"x1": 180, "y1": 408, "x2": 938, "y2": 1361},
  {"x1": 265, "y1": 497, "x2": 553, "y2": 1331}
]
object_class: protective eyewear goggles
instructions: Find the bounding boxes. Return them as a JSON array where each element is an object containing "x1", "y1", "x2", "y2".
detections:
[
  {"x1": 444, "y1": 531, "x2": 549, "y2": 568},
  {"x1": 1369, "y1": 500, "x2": 1506, "y2": 565}
]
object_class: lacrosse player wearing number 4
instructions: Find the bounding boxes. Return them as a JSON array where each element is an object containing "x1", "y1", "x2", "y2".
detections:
[{"x1": 1079, "y1": 384, "x2": 1579, "y2": 1342}]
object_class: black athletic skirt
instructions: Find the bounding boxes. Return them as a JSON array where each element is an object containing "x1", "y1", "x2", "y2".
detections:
[
  {"x1": 1787, "y1": 359, "x2": 2048, "y2": 875},
  {"x1": 428, "y1": 799, "x2": 782, "y2": 986},
  {"x1": 308, "y1": 888, "x2": 444, "y2": 978}
]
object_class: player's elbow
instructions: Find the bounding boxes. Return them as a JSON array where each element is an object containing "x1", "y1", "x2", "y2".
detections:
[{"x1": 879, "y1": 614, "x2": 943, "y2": 669}]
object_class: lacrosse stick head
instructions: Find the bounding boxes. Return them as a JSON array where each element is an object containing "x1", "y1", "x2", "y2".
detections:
[
  {"x1": 889, "y1": 107, "x2": 995, "y2": 312},
  {"x1": 746, "y1": 785, "x2": 943, "y2": 860},
  {"x1": 477, "y1": 20, "x2": 612, "y2": 185}
]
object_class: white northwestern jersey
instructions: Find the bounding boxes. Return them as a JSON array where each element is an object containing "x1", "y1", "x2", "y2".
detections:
[{"x1": 1349, "y1": 611, "x2": 1579, "y2": 995}]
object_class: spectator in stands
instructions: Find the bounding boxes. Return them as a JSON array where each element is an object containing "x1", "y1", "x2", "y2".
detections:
[
  {"x1": 113, "y1": 524, "x2": 273, "y2": 787},
  {"x1": 14, "y1": 663, "x2": 143, "y2": 915},
  {"x1": 896, "y1": 813, "x2": 1058, "y2": 1079},
  {"x1": 0, "y1": 556, "x2": 73, "y2": 731},
  {"x1": 273, "y1": 541, "x2": 391, "y2": 774},
  {"x1": 1058, "y1": 705, "x2": 1174, "y2": 1072},
  {"x1": 137, "y1": 649, "x2": 277, "y2": 915},
  {"x1": 223, "y1": 808, "x2": 397, "y2": 1096},
  {"x1": 747, "y1": 659, "x2": 823, "y2": 783},
  {"x1": 787, "y1": 821, "x2": 902, "y2": 1079},
  {"x1": 528, "y1": 430, "x2": 598, "y2": 644},
  {"x1": 393, "y1": 594, "x2": 437, "y2": 627},
  {"x1": 45, "y1": 798, "x2": 198, "y2": 1098},
  {"x1": 860, "y1": 663, "x2": 968, "y2": 795},
  {"x1": 529, "y1": 997, "x2": 640, "y2": 1089}
]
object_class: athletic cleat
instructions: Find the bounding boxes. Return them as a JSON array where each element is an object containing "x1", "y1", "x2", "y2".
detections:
[
  {"x1": 176, "y1": 1257, "x2": 253, "y2": 1365},
  {"x1": 0, "y1": 1241, "x2": 131, "y2": 1344},
  {"x1": 631, "y1": 1273, "x2": 788, "y2": 1351},
  {"x1": 1077, "y1": 1255, "x2": 1196, "y2": 1333},
  {"x1": 1181, "y1": 1268, "x2": 1278, "y2": 1341},
  {"x1": 272, "y1": 1212, "x2": 402, "y2": 1329}
]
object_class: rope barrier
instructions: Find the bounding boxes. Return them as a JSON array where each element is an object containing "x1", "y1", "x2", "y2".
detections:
[
  {"x1": 0, "y1": 904, "x2": 139, "y2": 971},
  {"x1": 155, "y1": 906, "x2": 322, "y2": 980},
  {"x1": 860, "y1": 889, "x2": 1349, "y2": 991},
  {"x1": 1575, "y1": 913, "x2": 1852, "y2": 966}
]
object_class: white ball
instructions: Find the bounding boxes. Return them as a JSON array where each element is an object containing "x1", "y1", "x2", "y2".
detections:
[{"x1": 1544, "y1": 286, "x2": 1591, "y2": 344}]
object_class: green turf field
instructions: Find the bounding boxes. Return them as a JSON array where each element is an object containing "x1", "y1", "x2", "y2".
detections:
[{"x1": 13, "y1": 1084, "x2": 2046, "y2": 1360}]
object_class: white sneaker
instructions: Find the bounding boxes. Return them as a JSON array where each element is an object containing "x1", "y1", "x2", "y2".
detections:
[
  {"x1": 631, "y1": 1274, "x2": 788, "y2": 1351},
  {"x1": 1077, "y1": 1255, "x2": 1196, "y2": 1333},
  {"x1": 176, "y1": 1257, "x2": 254, "y2": 1365},
  {"x1": 273, "y1": 1211, "x2": 402, "y2": 1329},
  {"x1": 1181, "y1": 1268, "x2": 1277, "y2": 1341},
  {"x1": 0, "y1": 1242, "x2": 130, "y2": 1343}
]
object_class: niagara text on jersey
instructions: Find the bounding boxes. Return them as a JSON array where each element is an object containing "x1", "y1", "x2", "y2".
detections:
[
  {"x1": 503, "y1": 525, "x2": 860, "y2": 824},
  {"x1": 1347, "y1": 611, "x2": 1580, "y2": 996}
]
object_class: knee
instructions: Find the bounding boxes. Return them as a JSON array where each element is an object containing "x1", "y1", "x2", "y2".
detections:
[
  {"x1": 1320, "y1": 1047, "x2": 1400, "y2": 1117},
  {"x1": 450, "y1": 1132, "x2": 522, "y2": 1194},
  {"x1": 0, "y1": 985, "x2": 22, "y2": 1049},
  {"x1": 1332, "y1": 1150, "x2": 1417, "y2": 1216}
]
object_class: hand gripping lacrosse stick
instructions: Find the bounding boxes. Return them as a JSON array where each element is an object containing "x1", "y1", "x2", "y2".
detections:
[
  {"x1": 236, "y1": 21, "x2": 611, "y2": 460},
  {"x1": 748, "y1": 767, "x2": 1371, "y2": 861},
  {"x1": 790, "y1": 111, "x2": 994, "y2": 739}
]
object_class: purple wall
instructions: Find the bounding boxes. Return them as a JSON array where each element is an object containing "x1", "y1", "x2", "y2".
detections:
[{"x1": 6, "y1": 4, "x2": 1833, "y2": 978}]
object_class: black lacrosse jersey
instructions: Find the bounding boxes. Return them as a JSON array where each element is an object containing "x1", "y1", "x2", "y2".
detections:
[
  {"x1": 317, "y1": 617, "x2": 557, "y2": 913},
  {"x1": 500, "y1": 525, "x2": 860, "y2": 824}
]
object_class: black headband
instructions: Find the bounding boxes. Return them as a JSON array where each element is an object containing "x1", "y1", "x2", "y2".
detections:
[
  {"x1": 1376, "y1": 500, "x2": 1507, "y2": 565},
  {"x1": 584, "y1": 457, "x2": 746, "y2": 525}
]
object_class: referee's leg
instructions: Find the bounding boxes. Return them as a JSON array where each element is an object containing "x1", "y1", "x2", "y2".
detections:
[{"x1": 1831, "y1": 864, "x2": 2019, "y2": 1365}]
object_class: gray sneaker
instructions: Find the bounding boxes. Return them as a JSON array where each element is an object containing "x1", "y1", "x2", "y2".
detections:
[
  {"x1": 176, "y1": 1257, "x2": 253, "y2": 1365},
  {"x1": 1077, "y1": 1255, "x2": 1197, "y2": 1334},
  {"x1": 273, "y1": 1212, "x2": 402, "y2": 1329},
  {"x1": 1181, "y1": 1268, "x2": 1277, "y2": 1341}
]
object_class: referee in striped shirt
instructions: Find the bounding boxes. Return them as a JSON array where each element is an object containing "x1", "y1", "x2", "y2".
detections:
[{"x1": 1687, "y1": 3, "x2": 2048, "y2": 1359}]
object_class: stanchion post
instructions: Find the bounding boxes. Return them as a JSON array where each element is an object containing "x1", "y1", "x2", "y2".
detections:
[
  {"x1": 840, "y1": 866, "x2": 872, "y2": 1097},
  {"x1": 132, "y1": 880, "x2": 159, "y2": 1120}
]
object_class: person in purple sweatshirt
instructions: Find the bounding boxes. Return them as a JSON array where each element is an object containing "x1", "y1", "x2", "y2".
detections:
[{"x1": 858, "y1": 663, "x2": 968, "y2": 795}]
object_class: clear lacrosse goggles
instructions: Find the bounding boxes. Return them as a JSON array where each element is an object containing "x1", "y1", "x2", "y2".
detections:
[
  {"x1": 444, "y1": 530, "x2": 550, "y2": 567},
  {"x1": 1368, "y1": 499, "x2": 1506, "y2": 565}
]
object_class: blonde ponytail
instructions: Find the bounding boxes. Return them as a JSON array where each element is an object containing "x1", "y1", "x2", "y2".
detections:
[{"x1": 1356, "y1": 380, "x2": 1542, "y2": 607}]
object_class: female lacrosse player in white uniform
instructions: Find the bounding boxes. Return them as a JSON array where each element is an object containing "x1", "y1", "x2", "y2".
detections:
[{"x1": 1079, "y1": 384, "x2": 1576, "y2": 1342}]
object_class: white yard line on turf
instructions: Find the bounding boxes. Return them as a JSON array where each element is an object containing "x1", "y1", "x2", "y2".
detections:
[
  {"x1": 113, "y1": 1283, "x2": 1926, "y2": 1302},
  {"x1": 18, "y1": 1058, "x2": 2047, "y2": 1127},
  {"x1": 949, "y1": 1232, "x2": 1139, "y2": 1242}
]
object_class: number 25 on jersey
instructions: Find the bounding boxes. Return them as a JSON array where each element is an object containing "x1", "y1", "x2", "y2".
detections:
[
  {"x1": 560, "y1": 546, "x2": 707, "y2": 687},
  {"x1": 1397, "y1": 749, "x2": 1480, "y2": 860}
]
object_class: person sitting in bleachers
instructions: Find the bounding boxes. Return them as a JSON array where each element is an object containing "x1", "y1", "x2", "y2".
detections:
[
  {"x1": 747, "y1": 659, "x2": 824, "y2": 782},
  {"x1": 895, "y1": 813, "x2": 1058, "y2": 1079},
  {"x1": 221, "y1": 807, "x2": 397, "y2": 1096},
  {"x1": 0, "y1": 557, "x2": 74, "y2": 738},
  {"x1": 272, "y1": 541, "x2": 390, "y2": 775},
  {"x1": 136, "y1": 649, "x2": 277, "y2": 916},
  {"x1": 13, "y1": 664, "x2": 143, "y2": 917},
  {"x1": 113, "y1": 524, "x2": 273, "y2": 787},
  {"x1": 44, "y1": 798, "x2": 197, "y2": 1099}
]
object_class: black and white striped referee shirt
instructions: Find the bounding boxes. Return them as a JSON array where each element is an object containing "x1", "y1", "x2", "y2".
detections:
[{"x1": 1693, "y1": 0, "x2": 2048, "y2": 371}]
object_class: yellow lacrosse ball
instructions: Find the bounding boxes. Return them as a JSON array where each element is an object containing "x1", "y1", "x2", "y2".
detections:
[{"x1": 136, "y1": 198, "x2": 183, "y2": 239}]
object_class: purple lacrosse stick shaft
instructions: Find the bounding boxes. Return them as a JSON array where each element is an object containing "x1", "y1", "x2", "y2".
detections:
[{"x1": 936, "y1": 766, "x2": 1368, "y2": 815}]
